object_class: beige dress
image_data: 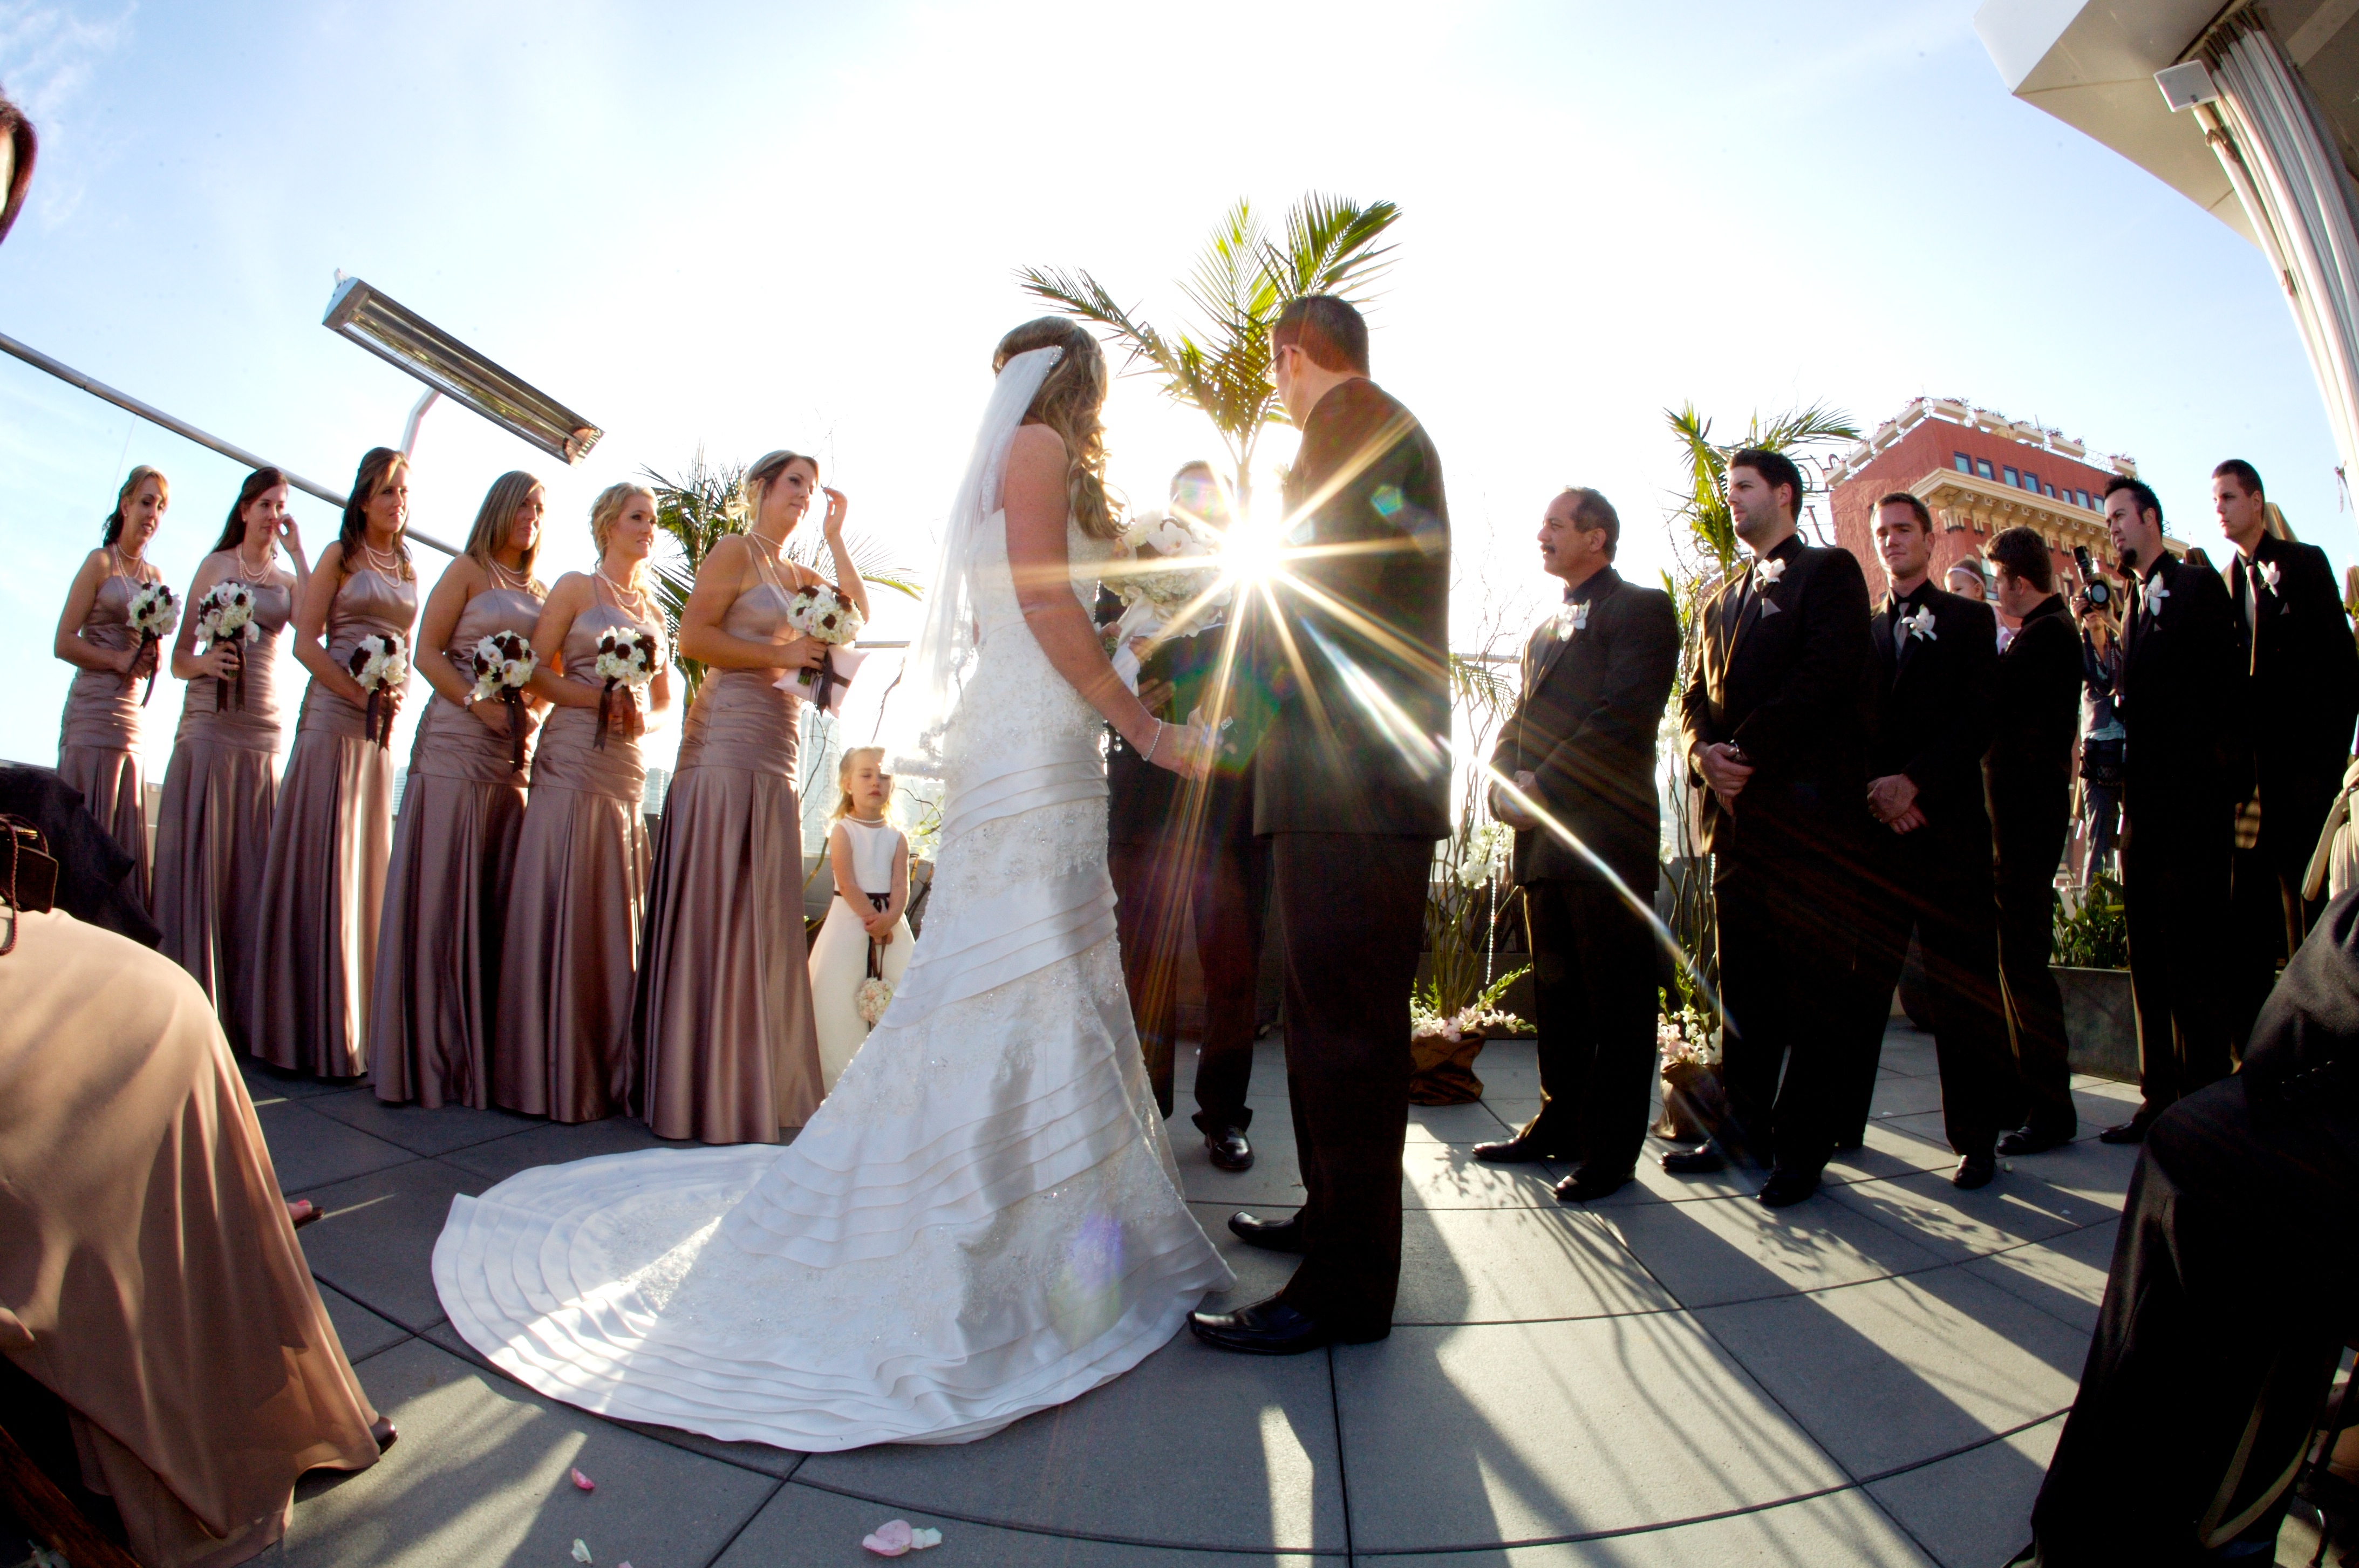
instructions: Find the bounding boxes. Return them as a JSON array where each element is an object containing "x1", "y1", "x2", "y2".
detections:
[
  {"x1": 248, "y1": 565, "x2": 419, "y2": 1079},
  {"x1": 369, "y1": 585, "x2": 544, "y2": 1108},
  {"x1": 0, "y1": 908, "x2": 380, "y2": 1568},
  {"x1": 57, "y1": 563, "x2": 162, "y2": 910},
  {"x1": 635, "y1": 554, "x2": 824, "y2": 1142},
  {"x1": 494, "y1": 582, "x2": 659, "y2": 1122},
  {"x1": 153, "y1": 574, "x2": 294, "y2": 1051}
]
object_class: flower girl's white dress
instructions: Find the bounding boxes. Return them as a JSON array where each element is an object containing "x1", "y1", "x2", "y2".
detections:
[
  {"x1": 808, "y1": 814, "x2": 913, "y2": 1092},
  {"x1": 432, "y1": 509, "x2": 1231, "y2": 1450}
]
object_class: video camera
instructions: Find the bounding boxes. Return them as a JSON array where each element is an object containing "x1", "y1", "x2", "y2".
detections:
[{"x1": 2073, "y1": 545, "x2": 2113, "y2": 611}]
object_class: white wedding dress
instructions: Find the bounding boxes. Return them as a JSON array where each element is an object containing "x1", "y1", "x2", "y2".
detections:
[{"x1": 432, "y1": 501, "x2": 1233, "y2": 1450}]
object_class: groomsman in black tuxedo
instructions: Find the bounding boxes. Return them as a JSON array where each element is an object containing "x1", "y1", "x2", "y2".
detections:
[
  {"x1": 1837, "y1": 493, "x2": 2009, "y2": 1188},
  {"x1": 1103, "y1": 461, "x2": 1267, "y2": 1170},
  {"x1": 1472, "y1": 488, "x2": 1679, "y2": 1202},
  {"x1": 2213, "y1": 459, "x2": 2359, "y2": 1055},
  {"x1": 2102, "y1": 476, "x2": 2239, "y2": 1143},
  {"x1": 1192, "y1": 295, "x2": 1449, "y2": 1354},
  {"x1": 1674, "y1": 449, "x2": 1874, "y2": 1208},
  {"x1": 1982, "y1": 526, "x2": 2085, "y2": 1156}
]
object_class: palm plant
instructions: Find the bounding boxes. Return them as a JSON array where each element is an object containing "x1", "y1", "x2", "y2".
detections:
[
  {"x1": 1015, "y1": 193, "x2": 1401, "y2": 506},
  {"x1": 1663, "y1": 401, "x2": 1859, "y2": 584}
]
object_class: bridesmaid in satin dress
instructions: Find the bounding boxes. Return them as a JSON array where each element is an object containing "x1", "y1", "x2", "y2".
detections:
[
  {"x1": 635, "y1": 449, "x2": 867, "y2": 1143},
  {"x1": 52, "y1": 465, "x2": 171, "y2": 909},
  {"x1": 249, "y1": 448, "x2": 420, "y2": 1079},
  {"x1": 494, "y1": 482, "x2": 672, "y2": 1122},
  {"x1": 152, "y1": 467, "x2": 310, "y2": 1046},
  {"x1": 370, "y1": 472, "x2": 549, "y2": 1108}
]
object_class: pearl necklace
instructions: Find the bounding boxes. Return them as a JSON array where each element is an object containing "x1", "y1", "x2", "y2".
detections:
[
  {"x1": 108, "y1": 544, "x2": 153, "y2": 583},
  {"x1": 596, "y1": 561, "x2": 652, "y2": 615},
  {"x1": 486, "y1": 555, "x2": 532, "y2": 593},
  {"x1": 232, "y1": 540, "x2": 276, "y2": 584},
  {"x1": 357, "y1": 536, "x2": 401, "y2": 576}
]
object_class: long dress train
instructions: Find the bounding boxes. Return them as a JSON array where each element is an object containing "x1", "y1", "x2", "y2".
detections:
[
  {"x1": 434, "y1": 510, "x2": 1231, "y2": 1449},
  {"x1": 57, "y1": 565, "x2": 161, "y2": 911}
]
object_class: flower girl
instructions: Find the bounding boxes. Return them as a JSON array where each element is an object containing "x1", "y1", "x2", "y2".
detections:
[{"x1": 808, "y1": 746, "x2": 913, "y2": 1090}]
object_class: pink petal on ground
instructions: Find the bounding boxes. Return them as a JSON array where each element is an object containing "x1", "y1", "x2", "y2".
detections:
[
  {"x1": 863, "y1": 1519, "x2": 916, "y2": 1556},
  {"x1": 570, "y1": 1468, "x2": 595, "y2": 1492}
]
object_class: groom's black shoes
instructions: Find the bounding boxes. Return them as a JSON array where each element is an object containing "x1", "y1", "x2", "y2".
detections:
[
  {"x1": 1471, "y1": 1134, "x2": 1566, "y2": 1164},
  {"x1": 1190, "y1": 1299, "x2": 1363, "y2": 1355},
  {"x1": 1205, "y1": 1126, "x2": 1254, "y2": 1172},
  {"x1": 1226, "y1": 1211, "x2": 1302, "y2": 1252}
]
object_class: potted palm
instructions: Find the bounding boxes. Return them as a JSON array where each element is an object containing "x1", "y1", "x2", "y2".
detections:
[{"x1": 2053, "y1": 874, "x2": 2136, "y2": 1080}]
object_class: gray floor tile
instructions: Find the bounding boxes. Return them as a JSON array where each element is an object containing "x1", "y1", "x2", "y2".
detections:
[
  {"x1": 1866, "y1": 1415, "x2": 2061, "y2": 1568},
  {"x1": 317, "y1": 1280, "x2": 412, "y2": 1364},
  {"x1": 1358, "y1": 1484, "x2": 1935, "y2": 1564},
  {"x1": 1594, "y1": 1188, "x2": 1949, "y2": 1308},
  {"x1": 1824, "y1": 1124, "x2": 1961, "y2": 1183},
  {"x1": 1408, "y1": 1099, "x2": 1517, "y2": 1143},
  {"x1": 280, "y1": 1337, "x2": 776, "y2": 1568},
  {"x1": 1873, "y1": 1108, "x2": 1958, "y2": 1152},
  {"x1": 1962, "y1": 1221, "x2": 2121, "y2": 1334},
  {"x1": 1695, "y1": 1267, "x2": 2085, "y2": 1478},
  {"x1": 2016, "y1": 1134, "x2": 2140, "y2": 1214},
  {"x1": 298, "y1": 1158, "x2": 490, "y2": 1332},
  {"x1": 440, "y1": 1114, "x2": 673, "y2": 1182},
  {"x1": 1863, "y1": 1073, "x2": 1950, "y2": 1119},
  {"x1": 1186, "y1": 1201, "x2": 1302, "y2": 1312},
  {"x1": 258, "y1": 1098, "x2": 416, "y2": 1195},
  {"x1": 307, "y1": 1092, "x2": 543, "y2": 1158},
  {"x1": 718, "y1": 1481, "x2": 1324, "y2": 1566},
  {"x1": 1395, "y1": 1205, "x2": 1678, "y2": 1325},
  {"x1": 1333, "y1": 1318, "x2": 1850, "y2": 1553},
  {"x1": 796, "y1": 1330, "x2": 1345, "y2": 1553},
  {"x1": 1402, "y1": 1141, "x2": 1564, "y2": 1210},
  {"x1": 1825, "y1": 1168, "x2": 2085, "y2": 1265},
  {"x1": 240, "y1": 1058, "x2": 356, "y2": 1101},
  {"x1": 1175, "y1": 1126, "x2": 1306, "y2": 1206}
]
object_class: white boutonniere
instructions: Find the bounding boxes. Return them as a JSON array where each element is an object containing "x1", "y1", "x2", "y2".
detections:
[
  {"x1": 2259, "y1": 559, "x2": 2281, "y2": 594},
  {"x1": 1552, "y1": 601, "x2": 1590, "y2": 642},
  {"x1": 2145, "y1": 580, "x2": 2170, "y2": 619},
  {"x1": 1753, "y1": 557, "x2": 1786, "y2": 591},
  {"x1": 1900, "y1": 605, "x2": 1938, "y2": 643}
]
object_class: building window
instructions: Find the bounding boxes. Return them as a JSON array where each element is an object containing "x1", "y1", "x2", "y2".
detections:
[
  {"x1": 2044, "y1": 484, "x2": 2056, "y2": 498},
  {"x1": 1954, "y1": 452, "x2": 1972, "y2": 474},
  {"x1": 1977, "y1": 459, "x2": 1995, "y2": 480},
  {"x1": 2003, "y1": 466, "x2": 2020, "y2": 487},
  {"x1": 2024, "y1": 471, "x2": 2041, "y2": 493},
  {"x1": 2075, "y1": 489, "x2": 2089, "y2": 508}
]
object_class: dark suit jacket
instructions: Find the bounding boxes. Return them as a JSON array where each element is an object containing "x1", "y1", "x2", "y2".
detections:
[
  {"x1": 2120, "y1": 550, "x2": 2239, "y2": 837},
  {"x1": 1250, "y1": 378, "x2": 1450, "y2": 840},
  {"x1": 2228, "y1": 536, "x2": 2359, "y2": 872},
  {"x1": 1101, "y1": 587, "x2": 1254, "y2": 848},
  {"x1": 1678, "y1": 533, "x2": 1874, "y2": 870},
  {"x1": 1983, "y1": 595, "x2": 2082, "y2": 880},
  {"x1": 1491, "y1": 568, "x2": 1679, "y2": 891},
  {"x1": 1867, "y1": 584, "x2": 1996, "y2": 863}
]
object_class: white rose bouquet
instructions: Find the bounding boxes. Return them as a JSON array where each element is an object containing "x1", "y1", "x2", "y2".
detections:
[
  {"x1": 467, "y1": 629, "x2": 537, "y2": 773},
  {"x1": 776, "y1": 581, "x2": 868, "y2": 717},
  {"x1": 855, "y1": 976, "x2": 894, "y2": 1028},
  {"x1": 347, "y1": 630, "x2": 410, "y2": 748},
  {"x1": 124, "y1": 582, "x2": 180, "y2": 707},
  {"x1": 193, "y1": 580, "x2": 261, "y2": 711},
  {"x1": 591, "y1": 625, "x2": 663, "y2": 751},
  {"x1": 1102, "y1": 509, "x2": 1232, "y2": 693}
]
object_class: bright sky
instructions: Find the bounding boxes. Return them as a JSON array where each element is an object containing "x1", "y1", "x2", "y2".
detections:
[{"x1": 1, "y1": 0, "x2": 2344, "y2": 782}]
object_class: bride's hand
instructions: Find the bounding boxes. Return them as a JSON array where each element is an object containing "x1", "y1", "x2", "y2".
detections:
[{"x1": 1144, "y1": 720, "x2": 1213, "y2": 780}]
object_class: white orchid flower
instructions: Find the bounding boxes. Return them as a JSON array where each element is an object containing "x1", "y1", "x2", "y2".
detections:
[
  {"x1": 1901, "y1": 605, "x2": 1938, "y2": 642},
  {"x1": 1753, "y1": 557, "x2": 1787, "y2": 590},
  {"x1": 2259, "y1": 559, "x2": 2281, "y2": 593}
]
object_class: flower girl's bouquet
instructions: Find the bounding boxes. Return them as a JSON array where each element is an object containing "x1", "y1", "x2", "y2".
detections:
[
  {"x1": 775, "y1": 581, "x2": 868, "y2": 716},
  {"x1": 1103, "y1": 510, "x2": 1231, "y2": 692},
  {"x1": 347, "y1": 630, "x2": 408, "y2": 748},
  {"x1": 193, "y1": 580, "x2": 261, "y2": 711},
  {"x1": 467, "y1": 629, "x2": 536, "y2": 773},
  {"x1": 591, "y1": 625, "x2": 662, "y2": 750},
  {"x1": 125, "y1": 582, "x2": 180, "y2": 707}
]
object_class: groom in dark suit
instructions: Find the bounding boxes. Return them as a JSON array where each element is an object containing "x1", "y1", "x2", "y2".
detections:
[
  {"x1": 1471, "y1": 487, "x2": 1678, "y2": 1202},
  {"x1": 1192, "y1": 295, "x2": 1450, "y2": 1355}
]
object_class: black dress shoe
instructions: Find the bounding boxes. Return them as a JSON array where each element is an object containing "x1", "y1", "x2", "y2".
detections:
[
  {"x1": 1995, "y1": 1126, "x2": 2072, "y2": 1157},
  {"x1": 1226, "y1": 1211, "x2": 1303, "y2": 1252},
  {"x1": 1553, "y1": 1168, "x2": 1632, "y2": 1203},
  {"x1": 1189, "y1": 1299, "x2": 1335, "y2": 1355},
  {"x1": 1204, "y1": 1126, "x2": 1254, "y2": 1172},
  {"x1": 369, "y1": 1416, "x2": 398, "y2": 1453},
  {"x1": 1952, "y1": 1154, "x2": 1996, "y2": 1190},
  {"x1": 1831, "y1": 1134, "x2": 1865, "y2": 1153},
  {"x1": 2097, "y1": 1114, "x2": 2153, "y2": 1146},
  {"x1": 1660, "y1": 1146, "x2": 1726, "y2": 1175},
  {"x1": 1756, "y1": 1168, "x2": 1819, "y2": 1208},
  {"x1": 1472, "y1": 1135, "x2": 1563, "y2": 1164}
]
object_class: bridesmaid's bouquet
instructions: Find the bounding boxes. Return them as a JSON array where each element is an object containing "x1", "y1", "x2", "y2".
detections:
[
  {"x1": 855, "y1": 975, "x2": 894, "y2": 1028},
  {"x1": 467, "y1": 630, "x2": 536, "y2": 774},
  {"x1": 124, "y1": 582, "x2": 180, "y2": 707},
  {"x1": 779, "y1": 581, "x2": 867, "y2": 716},
  {"x1": 1103, "y1": 510, "x2": 1230, "y2": 692},
  {"x1": 591, "y1": 626, "x2": 662, "y2": 751},
  {"x1": 194, "y1": 581, "x2": 261, "y2": 712},
  {"x1": 348, "y1": 630, "x2": 409, "y2": 748}
]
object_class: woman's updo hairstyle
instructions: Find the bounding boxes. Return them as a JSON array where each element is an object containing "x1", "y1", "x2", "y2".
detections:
[
  {"x1": 738, "y1": 450, "x2": 817, "y2": 528},
  {"x1": 993, "y1": 316, "x2": 1116, "y2": 542},
  {"x1": 588, "y1": 481, "x2": 655, "y2": 557},
  {"x1": 103, "y1": 465, "x2": 169, "y2": 547},
  {"x1": 211, "y1": 467, "x2": 289, "y2": 555}
]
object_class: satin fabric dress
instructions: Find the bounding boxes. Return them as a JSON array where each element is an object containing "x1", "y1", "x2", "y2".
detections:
[
  {"x1": 634, "y1": 555, "x2": 825, "y2": 1143},
  {"x1": 370, "y1": 585, "x2": 544, "y2": 1108},
  {"x1": 153, "y1": 575, "x2": 293, "y2": 1051},
  {"x1": 248, "y1": 565, "x2": 419, "y2": 1079},
  {"x1": 0, "y1": 908, "x2": 380, "y2": 1567},
  {"x1": 435, "y1": 512, "x2": 1229, "y2": 1451},
  {"x1": 493, "y1": 583, "x2": 659, "y2": 1122},
  {"x1": 57, "y1": 566, "x2": 162, "y2": 910},
  {"x1": 808, "y1": 814, "x2": 914, "y2": 1092}
]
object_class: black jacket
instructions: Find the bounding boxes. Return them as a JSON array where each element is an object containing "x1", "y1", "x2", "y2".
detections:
[
  {"x1": 1103, "y1": 586, "x2": 1252, "y2": 849},
  {"x1": 1678, "y1": 532, "x2": 1874, "y2": 868},
  {"x1": 2228, "y1": 536, "x2": 2359, "y2": 872},
  {"x1": 1249, "y1": 378, "x2": 1451, "y2": 839},
  {"x1": 1491, "y1": 568, "x2": 1679, "y2": 891},
  {"x1": 1984, "y1": 595, "x2": 2082, "y2": 875},
  {"x1": 1867, "y1": 582, "x2": 1997, "y2": 859},
  {"x1": 2121, "y1": 550, "x2": 2240, "y2": 836}
]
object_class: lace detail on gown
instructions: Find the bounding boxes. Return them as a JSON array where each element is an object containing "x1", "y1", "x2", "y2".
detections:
[{"x1": 434, "y1": 515, "x2": 1230, "y2": 1450}]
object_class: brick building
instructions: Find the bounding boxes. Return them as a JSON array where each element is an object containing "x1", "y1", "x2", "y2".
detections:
[{"x1": 1823, "y1": 398, "x2": 2134, "y2": 596}]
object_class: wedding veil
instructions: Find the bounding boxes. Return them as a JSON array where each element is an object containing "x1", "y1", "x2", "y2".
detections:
[{"x1": 879, "y1": 344, "x2": 1064, "y2": 779}]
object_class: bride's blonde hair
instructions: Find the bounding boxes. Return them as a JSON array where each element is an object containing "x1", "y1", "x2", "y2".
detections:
[
  {"x1": 992, "y1": 317, "x2": 1119, "y2": 541},
  {"x1": 831, "y1": 745, "x2": 892, "y2": 823}
]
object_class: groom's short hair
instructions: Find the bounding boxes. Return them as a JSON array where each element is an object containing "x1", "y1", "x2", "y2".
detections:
[
  {"x1": 1560, "y1": 487, "x2": 1620, "y2": 560},
  {"x1": 1272, "y1": 295, "x2": 1368, "y2": 374}
]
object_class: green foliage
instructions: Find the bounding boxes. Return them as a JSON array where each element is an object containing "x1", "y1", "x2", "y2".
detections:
[
  {"x1": 1663, "y1": 401, "x2": 1860, "y2": 583},
  {"x1": 1017, "y1": 193, "x2": 1400, "y2": 504},
  {"x1": 2053, "y1": 875, "x2": 2129, "y2": 969}
]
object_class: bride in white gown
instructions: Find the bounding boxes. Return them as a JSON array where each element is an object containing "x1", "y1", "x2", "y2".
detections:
[{"x1": 433, "y1": 321, "x2": 1231, "y2": 1449}]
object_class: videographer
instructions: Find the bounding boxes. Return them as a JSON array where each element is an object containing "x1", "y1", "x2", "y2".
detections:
[{"x1": 2070, "y1": 546, "x2": 2126, "y2": 884}]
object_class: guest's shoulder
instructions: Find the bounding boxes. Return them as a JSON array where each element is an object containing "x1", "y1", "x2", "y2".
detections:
[{"x1": 1935, "y1": 588, "x2": 1997, "y2": 639}]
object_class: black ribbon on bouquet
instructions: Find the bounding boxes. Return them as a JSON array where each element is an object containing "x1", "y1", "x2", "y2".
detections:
[
  {"x1": 132, "y1": 632, "x2": 160, "y2": 708},
  {"x1": 807, "y1": 649, "x2": 842, "y2": 714},
  {"x1": 214, "y1": 640, "x2": 249, "y2": 714},
  {"x1": 594, "y1": 679, "x2": 621, "y2": 751},
  {"x1": 362, "y1": 687, "x2": 399, "y2": 749},
  {"x1": 865, "y1": 891, "x2": 890, "y2": 980},
  {"x1": 502, "y1": 686, "x2": 527, "y2": 775}
]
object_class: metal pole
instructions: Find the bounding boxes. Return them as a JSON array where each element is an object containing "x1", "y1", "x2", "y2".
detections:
[{"x1": 0, "y1": 329, "x2": 461, "y2": 557}]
